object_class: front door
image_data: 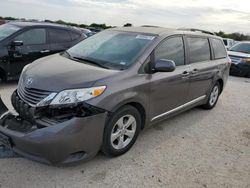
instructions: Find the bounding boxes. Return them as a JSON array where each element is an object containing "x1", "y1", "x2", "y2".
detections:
[
  {"x1": 8, "y1": 28, "x2": 49, "y2": 77},
  {"x1": 149, "y1": 36, "x2": 190, "y2": 121}
]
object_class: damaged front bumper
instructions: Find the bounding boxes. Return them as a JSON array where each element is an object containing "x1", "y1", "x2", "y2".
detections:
[{"x1": 0, "y1": 96, "x2": 108, "y2": 164}]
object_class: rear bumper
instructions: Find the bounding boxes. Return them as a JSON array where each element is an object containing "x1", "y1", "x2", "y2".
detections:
[{"x1": 0, "y1": 97, "x2": 107, "y2": 164}]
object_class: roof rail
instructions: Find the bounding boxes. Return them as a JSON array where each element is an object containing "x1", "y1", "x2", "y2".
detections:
[
  {"x1": 178, "y1": 28, "x2": 215, "y2": 35},
  {"x1": 141, "y1": 25, "x2": 160, "y2": 28}
]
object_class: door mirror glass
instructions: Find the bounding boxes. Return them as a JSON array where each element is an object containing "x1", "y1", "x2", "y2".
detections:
[
  {"x1": 11, "y1": 40, "x2": 23, "y2": 47},
  {"x1": 154, "y1": 59, "x2": 176, "y2": 72}
]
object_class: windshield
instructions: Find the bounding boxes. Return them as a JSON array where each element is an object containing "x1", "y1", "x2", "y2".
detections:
[
  {"x1": 67, "y1": 30, "x2": 156, "y2": 70},
  {"x1": 230, "y1": 43, "x2": 250, "y2": 54},
  {"x1": 0, "y1": 24, "x2": 21, "y2": 41}
]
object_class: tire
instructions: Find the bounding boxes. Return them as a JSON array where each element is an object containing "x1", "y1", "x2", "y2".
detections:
[
  {"x1": 202, "y1": 82, "x2": 221, "y2": 110},
  {"x1": 102, "y1": 105, "x2": 141, "y2": 157}
]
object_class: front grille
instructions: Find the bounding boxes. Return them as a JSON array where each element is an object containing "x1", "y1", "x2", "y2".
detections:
[
  {"x1": 11, "y1": 91, "x2": 61, "y2": 127},
  {"x1": 17, "y1": 79, "x2": 51, "y2": 106},
  {"x1": 11, "y1": 91, "x2": 36, "y2": 121},
  {"x1": 229, "y1": 55, "x2": 242, "y2": 64}
]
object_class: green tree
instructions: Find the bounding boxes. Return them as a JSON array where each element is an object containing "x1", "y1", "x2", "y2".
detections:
[
  {"x1": 4, "y1": 16, "x2": 17, "y2": 20},
  {"x1": 215, "y1": 31, "x2": 250, "y2": 41},
  {"x1": 124, "y1": 23, "x2": 132, "y2": 27}
]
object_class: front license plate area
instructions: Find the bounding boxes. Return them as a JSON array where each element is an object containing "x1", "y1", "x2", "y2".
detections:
[{"x1": 0, "y1": 133, "x2": 12, "y2": 149}]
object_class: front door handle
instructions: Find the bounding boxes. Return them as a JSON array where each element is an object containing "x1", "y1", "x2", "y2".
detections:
[
  {"x1": 182, "y1": 71, "x2": 190, "y2": 79},
  {"x1": 40, "y1": 50, "x2": 50, "y2": 53},
  {"x1": 192, "y1": 68, "x2": 199, "y2": 74}
]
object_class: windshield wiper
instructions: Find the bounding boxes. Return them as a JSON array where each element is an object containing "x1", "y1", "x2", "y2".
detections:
[
  {"x1": 64, "y1": 51, "x2": 72, "y2": 58},
  {"x1": 238, "y1": 51, "x2": 250, "y2": 54},
  {"x1": 230, "y1": 50, "x2": 250, "y2": 54},
  {"x1": 72, "y1": 56, "x2": 110, "y2": 69}
]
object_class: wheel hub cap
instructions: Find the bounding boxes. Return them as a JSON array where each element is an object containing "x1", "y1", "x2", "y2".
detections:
[
  {"x1": 111, "y1": 115, "x2": 137, "y2": 150},
  {"x1": 209, "y1": 85, "x2": 219, "y2": 106}
]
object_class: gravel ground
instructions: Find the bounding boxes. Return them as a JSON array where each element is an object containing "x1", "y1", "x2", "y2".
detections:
[{"x1": 0, "y1": 76, "x2": 250, "y2": 188}]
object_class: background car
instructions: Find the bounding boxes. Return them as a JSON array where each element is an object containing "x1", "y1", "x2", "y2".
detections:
[
  {"x1": 77, "y1": 28, "x2": 96, "y2": 37},
  {"x1": 228, "y1": 41, "x2": 250, "y2": 78},
  {"x1": 223, "y1": 38, "x2": 235, "y2": 50},
  {"x1": 0, "y1": 22, "x2": 86, "y2": 81}
]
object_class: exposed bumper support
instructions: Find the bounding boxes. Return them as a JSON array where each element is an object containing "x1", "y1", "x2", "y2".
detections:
[{"x1": 0, "y1": 97, "x2": 108, "y2": 164}]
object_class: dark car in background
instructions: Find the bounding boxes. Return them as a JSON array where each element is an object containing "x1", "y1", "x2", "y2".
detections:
[
  {"x1": 0, "y1": 22, "x2": 86, "y2": 81},
  {"x1": 228, "y1": 42, "x2": 250, "y2": 78}
]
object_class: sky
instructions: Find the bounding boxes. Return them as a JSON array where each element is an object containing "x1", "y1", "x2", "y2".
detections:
[{"x1": 1, "y1": 0, "x2": 250, "y2": 33}]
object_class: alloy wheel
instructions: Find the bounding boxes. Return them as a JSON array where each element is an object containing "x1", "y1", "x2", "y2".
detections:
[
  {"x1": 209, "y1": 85, "x2": 219, "y2": 106},
  {"x1": 110, "y1": 115, "x2": 137, "y2": 150}
]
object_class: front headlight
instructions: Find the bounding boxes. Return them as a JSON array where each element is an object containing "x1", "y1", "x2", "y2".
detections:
[
  {"x1": 242, "y1": 58, "x2": 250, "y2": 63},
  {"x1": 49, "y1": 86, "x2": 106, "y2": 105}
]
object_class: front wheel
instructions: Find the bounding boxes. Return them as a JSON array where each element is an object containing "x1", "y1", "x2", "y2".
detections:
[
  {"x1": 102, "y1": 105, "x2": 141, "y2": 157},
  {"x1": 202, "y1": 82, "x2": 221, "y2": 110}
]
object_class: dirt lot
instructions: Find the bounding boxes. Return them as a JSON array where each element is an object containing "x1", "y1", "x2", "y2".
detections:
[{"x1": 0, "y1": 76, "x2": 250, "y2": 188}]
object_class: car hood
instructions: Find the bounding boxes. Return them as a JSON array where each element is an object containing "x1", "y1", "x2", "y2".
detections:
[
  {"x1": 20, "y1": 54, "x2": 119, "y2": 92},
  {"x1": 228, "y1": 51, "x2": 250, "y2": 58}
]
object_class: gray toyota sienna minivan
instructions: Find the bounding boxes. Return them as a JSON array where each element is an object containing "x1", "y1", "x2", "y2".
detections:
[{"x1": 0, "y1": 27, "x2": 230, "y2": 164}]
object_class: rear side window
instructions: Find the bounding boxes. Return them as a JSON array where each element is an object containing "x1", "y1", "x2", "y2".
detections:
[
  {"x1": 154, "y1": 37, "x2": 185, "y2": 66},
  {"x1": 211, "y1": 38, "x2": 227, "y2": 59},
  {"x1": 70, "y1": 32, "x2": 81, "y2": 41},
  {"x1": 49, "y1": 28, "x2": 71, "y2": 43},
  {"x1": 15, "y1": 28, "x2": 46, "y2": 45},
  {"x1": 187, "y1": 37, "x2": 211, "y2": 63}
]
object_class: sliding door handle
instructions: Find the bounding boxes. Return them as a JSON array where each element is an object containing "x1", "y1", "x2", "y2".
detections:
[{"x1": 40, "y1": 50, "x2": 50, "y2": 53}]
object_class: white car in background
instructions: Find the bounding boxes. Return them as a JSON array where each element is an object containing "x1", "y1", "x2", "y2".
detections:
[{"x1": 223, "y1": 38, "x2": 235, "y2": 50}]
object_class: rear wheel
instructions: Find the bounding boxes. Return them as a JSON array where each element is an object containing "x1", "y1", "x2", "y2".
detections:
[
  {"x1": 102, "y1": 105, "x2": 141, "y2": 157},
  {"x1": 202, "y1": 82, "x2": 221, "y2": 110}
]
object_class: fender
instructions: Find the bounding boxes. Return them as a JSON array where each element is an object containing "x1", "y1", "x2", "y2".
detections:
[{"x1": 205, "y1": 64, "x2": 226, "y2": 101}]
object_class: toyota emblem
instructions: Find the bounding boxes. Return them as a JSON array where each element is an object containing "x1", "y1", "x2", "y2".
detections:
[{"x1": 26, "y1": 77, "x2": 33, "y2": 86}]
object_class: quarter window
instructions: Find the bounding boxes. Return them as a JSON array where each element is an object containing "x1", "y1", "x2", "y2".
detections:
[
  {"x1": 211, "y1": 38, "x2": 227, "y2": 59},
  {"x1": 187, "y1": 37, "x2": 211, "y2": 63},
  {"x1": 49, "y1": 29, "x2": 71, "y2": 43},
  {"x1": 15, "y1": 28, "x2": 46, "y2": 45},
  {"x1": 154, "y1": 37, "x2": 185, "y2": 66}
]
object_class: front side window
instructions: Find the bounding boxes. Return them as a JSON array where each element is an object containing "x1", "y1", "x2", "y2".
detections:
[
  {"x1": 49, "y1": 29, "x2": 71, "y2": 43},
  {"x1": 0, "y1": 24, "x2": 21, "y2": 41},
  {"x1": 67, "y1": 30, "x2": 155, "y2": 70},
  {"x1": 14, "y1": 28, "x2": 46, "y2": 45},
  {"x1": 187, "y1": 37, "x2": 211, "y2": 63},
  {"x1": 211, "y1": 38, "x2": 227, "y2": 59},
  {"x1": 154, "y1": 37, "x2": 185, "y2": 66}
]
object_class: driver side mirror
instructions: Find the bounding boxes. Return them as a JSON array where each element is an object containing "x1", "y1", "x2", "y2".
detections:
[
  {"x1": 154, "y1": 59, "x2": 176, "y2": 72},
  {"x1": 11, "y1": 41, "x2": 23, "y2": 47}
]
